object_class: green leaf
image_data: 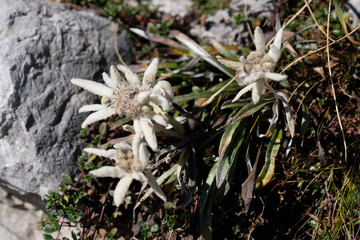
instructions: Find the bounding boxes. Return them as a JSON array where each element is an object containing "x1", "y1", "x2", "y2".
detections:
[
  {"x1": 218, "y1": 120, "x2": 242, "y2": 157},
  {"x1": 334, "y1": 0, "x2": 345, "y2": 26},
  {"x1": 42, "y1": 225, "x2": 58, "y2": 233},
  {"x1": 255, "y1": 128, "x2": 283, "y2": 188},
  {"x1": 61, "y1": 173, "x2": 73, "y2": 185},
  {"x1": 99, "y1": 122, "x2": 107, "y2": 136},
  {"x1": 199, "y1": 162, "x2": 218, "y2": 240},
  {"x1": 150, "y1": 224, "x2": 159, "y2": 232},
  {"x1": 200, "y1": 161, "x2": 219, "y2": 214},
  {"x1": 300, "y1": 103, "x2": 309, "y2": 135},
  {"x1": 221, "y1": 102, "x2": 247, "y2": 110},
  {"x1": 174, "y1": 91, "x2": 215, "y2": 105},
  {"x1": 107, "y1": 228, "x2": 118, "y2": 238},
  {"x1": 214, "y1": 144, "x2": 239, "y2": 205},
  {"x1": 216, "y1": 121, "x2": 247, "y2": 188},
  {"x1": 210, "y1": 39, "x2": 237, "y2": 59},
  {"x1": 134, "y1": 165, "x2": 177, "y2": 210},
  {"x1": 232, "y1": 98, "x2": 274, "y2": 123},
  {"x1": 109, "y1": 116, "x2": 131, "y2": 129},
  {"x1": 42, "y1": 234, "x2": 55, "y2": 240},
  {"x1": 71, "y1": 230, "x2": 78, "y2": 240}
]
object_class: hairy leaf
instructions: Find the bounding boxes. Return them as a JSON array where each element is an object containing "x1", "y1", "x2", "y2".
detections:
[
  {"x1": 172, "y1": 30, "x2": 234, "y2": 78},
  {"x1": 255, "y1": 128, "x2": 283, "y2": 188},
  {"x1": 259, "y1": 102, "x2": 279, "y2": 138},
  {"x1": 199, "y1": 162, "x2": 218, "y2": 240},
  {"x1": 216, "y1": 121, "x2": 247, "y2": 188},
  {"x1": 277, "y1": 92, "x2": 295, "y2": 138},
  {"x1": 232, "y1": 98, "x2": 273, "y2": 123}
]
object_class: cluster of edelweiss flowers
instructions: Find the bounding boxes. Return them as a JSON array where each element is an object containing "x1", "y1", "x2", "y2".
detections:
[
  {"x1": 72, "y1": 58, "x2": 172, "y2": 206},
  {"x1": 217, "y1": 26, "x2": 287, "y2": 104},
  {"x1": 71, "y1": 25, "x2": 286, "y2": 207}
]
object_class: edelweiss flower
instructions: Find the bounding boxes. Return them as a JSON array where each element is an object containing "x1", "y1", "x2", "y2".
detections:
[
  {"x1": 86, "y1": 142, "x2": 167, "y2": 207},
  {"x1": 71, "y1": 58, "x2": 174, "y2": 154},
  {"x1": 217, "y1": 27, "x2": 287, "y2": 104}
]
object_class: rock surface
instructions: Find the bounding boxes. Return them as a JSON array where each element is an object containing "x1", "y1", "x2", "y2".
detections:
[
  {"x1": 0, "y1": 187, "x2": 74, "y2": 240},
  {"x1": 190, "y1": 9, "x2": 246, "y2": 46},
  {"x1": 0, "y1": 0, "x2": 133, "y2": 200},
  {"x1": 149, "y1": 0, "x2": 193, "y2": 17}
]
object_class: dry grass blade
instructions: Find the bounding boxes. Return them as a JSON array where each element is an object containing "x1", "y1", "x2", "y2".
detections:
[
  {"x1": 281, "y1": 25, "x2": 360, "y2": 73},
  {"x1": 326, "y1": 0, "x2": 347, "y2": 163},
  {"x1": 129, "y1": 27, "x2": 189, "y2": 52},
  {"x1": 304, "y1": 0, "x2": 335, "y2": 42},
  {"x1": 200, "y1": 74, "x2": 238, "y2": 106}
]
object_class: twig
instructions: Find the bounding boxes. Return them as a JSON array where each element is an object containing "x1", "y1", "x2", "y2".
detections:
[{"x1": 114, "y1": 24, "x2": 128, "y2": 67}]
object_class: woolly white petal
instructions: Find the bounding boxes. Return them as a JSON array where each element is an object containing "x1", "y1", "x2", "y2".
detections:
[
  {"x1": 272, "y1": 28, "x2": 283, "y2": 50},
  {"x1": 113, "y1": 142, "x2": 132, "y2": 151},
  {"x1": 149, "y1": 94, "x2": 171, "y2": 111},
  {"x1": 130, "y1": 172, "x2": 146, "y2": 182},
  {"x1": 140, "y1": 117, "x2": 157, "y2": 151},
  {"x1": 132, "y1": 119, "x2": 142, "y2": 157},
  {"x1": 153, "y1": 81, "x2": 174, "y2": 101},
  {"x1": 268, "y1": 45, "x2": 281, "y2": 63},
  {"x1": 254, "y1": 27, "x2": 266, "y2": 50},
  {"x1": 133, "y1": 119, "x2": 142, "y2": 133},
  {"x1": 113, "y1": 175, "x2": 133, "y2": 207},
  {"x1": 144, "y1": 169, "x2": 167, "y2": 203},
  {"x1": 137, "y1": 91, "x2": 152, "y2": 104},
  {"x1": 79, "y1": 104, "x2": 107, "y2": 113},
  {"x1": 102, "y1": 72, "x2": 116, "y2": 90},
  {"x1": 151, "y1": 113, "x2": 168, "y2": 127},
  {"x1": 217, "y1": 56, "x2": 243, "y2": 70},
  {"x1": 110, "y1": 65, "x2": 122, "y2": 84},
  {"x1": 71, "y1": 78, "x2": 113, "y2": 97},
  {"x1": 232, "y1": 83, "x2": 255, "y2": 102},
  {"x1": 81, "y1": 107, "x2": 117, "y2": 128},
  {"x1": 143, "y1": 58, "x2": 159, "y2": 86},
  {"x1": 84, "y1": 148, "x2": 117, "y2": 159},
  {"x1": 264, "y1": 72, "x2": 287, "y2": 81},
  {"x1": 132, "y1": 133, "x2": 141, "y2": 158},
  {"x1": 139, "y1": 143, "x2": 149, "y2": 168},
  {"x1": 252, "y1": 80, "x2": 265, "y2": 104},
  {"x1": 89, "y1": 166, "x2": 125, "y2": 178},
  {"x1": 116, "y1": 65, "x2": 141, "y2": 86},
  {"x1": 238, "y1": 75, "x2": 256, "y2": 86}
]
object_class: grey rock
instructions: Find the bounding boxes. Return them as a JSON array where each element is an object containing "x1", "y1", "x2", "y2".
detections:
[
  {"x1": 347, "y1": 0, "x2": 360, "y2": 29},
  {"x1": 190, "y1": 9, "x2": 247, "y2": 46},
  {"x1": 190, "y1": 1, "x2": 277, "y2": 46},
  {"x1": 0, "y1": 0, "x2": 134, "y2": 200},
  {"x1": 149, "y1": 0, "x2": 193, "y2": 17}
]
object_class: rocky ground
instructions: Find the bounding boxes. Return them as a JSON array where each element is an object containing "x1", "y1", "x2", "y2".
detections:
[{"x1": 1, "y1": 0, "x2": 359, "y2": 239}]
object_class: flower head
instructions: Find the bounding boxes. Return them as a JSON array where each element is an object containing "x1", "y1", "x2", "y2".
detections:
[
  {"x1": 71, "y1": 58, "x2": 173, "y2": 153},
  {"x1": 86, "y1": 142, "x2": 166, "y2": 207},
  {"x1": 217, "y1": 27, "x2": 287, "y2": 104}
]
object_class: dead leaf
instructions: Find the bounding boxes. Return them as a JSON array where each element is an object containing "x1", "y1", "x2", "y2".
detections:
[{"x1": 241, "y1": 143, "x2": 262, "y2": 215}]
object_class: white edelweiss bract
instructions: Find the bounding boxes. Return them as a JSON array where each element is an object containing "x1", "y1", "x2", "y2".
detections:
[
  {"x1": 71, "y1": 58, "x2": 173, "y2": 152},
  {"x1": 217, "y1": 26, "x2": 287, "y2": 104},
  {"x1": 86, "y1": 143, "x2": 167, "y2": 207}
]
